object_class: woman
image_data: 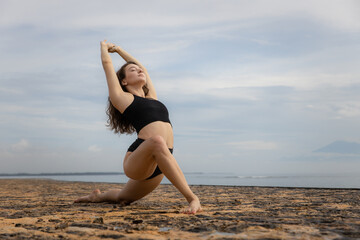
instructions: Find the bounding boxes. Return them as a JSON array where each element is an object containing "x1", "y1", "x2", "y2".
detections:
[{"x1": 74, "y1": 40, "x2": 202, "y2": 214}]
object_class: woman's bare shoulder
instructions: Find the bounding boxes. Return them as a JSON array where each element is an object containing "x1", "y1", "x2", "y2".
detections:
[{"x1": 111, "y1": 92, "x2": 134, "y2": 114}]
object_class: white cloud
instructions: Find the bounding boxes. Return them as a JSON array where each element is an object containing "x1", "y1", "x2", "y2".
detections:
[
  {"x1": 0, "y1": 87, "x2": 23, "y2": 95},
  {"x1": 334, "y1": 102, "x2": 360, "y2": 119},
  {"x1": 141, "y1": 40, "x2": 192, "y2": 54},
  {"x1": 304, "y1": 0, "x2": 360, "y2": 31},
  {"x1": 159, "y1": 72, "x2": 360, "y2": 99},
  {"x1": 10, "y1": 139, "x2": 29, "y2": 152},
  {"x1": 1, "y1": 0, "x2": 359, "y2": 31},
  {"x1": 227, "y1": 141, "x2": 279, "y2": 150},
  {"x1": 88, "y1": 145, "x2": 102, "y2": 153}
]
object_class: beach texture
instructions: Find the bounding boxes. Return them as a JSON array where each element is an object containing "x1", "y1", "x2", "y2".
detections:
[{"x1": 0, "y1": 179, "x2": 359, "y2": 239}]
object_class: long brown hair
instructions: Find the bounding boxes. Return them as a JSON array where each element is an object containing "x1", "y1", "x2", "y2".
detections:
[{"x1": 106, "y1": 61, "x2": 149, "y2": 134}]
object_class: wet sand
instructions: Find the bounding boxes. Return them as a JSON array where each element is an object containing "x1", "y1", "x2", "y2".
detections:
[{"x1": 0, "y1": 179, "x2": 359, "y2": 239}]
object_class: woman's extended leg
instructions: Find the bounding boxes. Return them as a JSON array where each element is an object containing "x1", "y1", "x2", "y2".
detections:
[
  {"x1": 123, "y1": 136, "x2": 202, "y2": 214},
  {"x1": 74, "y1": 174, "x2": 164, "y2": 204}
]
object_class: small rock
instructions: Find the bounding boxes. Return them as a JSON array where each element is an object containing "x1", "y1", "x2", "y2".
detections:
[
  {"x1": 93, "y1": 217, "x2": 104, "y2": 224},
  {"x1": 125, "y1": 229, "x2": 134, "y2": 233},
  {"x1": 98, "y1": 234, "x2": 126, "y2": 239},
  {"x1": 55, "y1": 222, "x2": 69, "y2": 230},
  {"x1": 132, "y1": 219, "x2": 143, "y2": 224},
  {"x1": 234, "y1": 199, "x2": 241, "y2": 205},
  {"x1": 49, "y1": 218, "x2": 61, "y2": 223}
]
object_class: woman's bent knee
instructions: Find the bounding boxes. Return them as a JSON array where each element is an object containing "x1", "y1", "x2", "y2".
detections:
[
  {"x1": 148, "y1": 135, "x2": 166, "y2": 146},
  {"x1": 148, "y1": 135, "x2": 168, "y2": 155}
]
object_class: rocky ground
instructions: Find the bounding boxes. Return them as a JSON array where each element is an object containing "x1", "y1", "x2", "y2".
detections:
[{"x1": 0, "y1": 179, "x2": 359, "y2": 239}]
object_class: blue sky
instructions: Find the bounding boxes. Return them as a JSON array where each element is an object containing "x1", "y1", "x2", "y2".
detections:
[{"x1": 1, "y1": 0, "x2": 359, "y2": 176}]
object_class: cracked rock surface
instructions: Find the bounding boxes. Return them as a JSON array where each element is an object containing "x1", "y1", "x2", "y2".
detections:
[{"x1": 0, "y1": 179, "x2": 359, "y2": 239}]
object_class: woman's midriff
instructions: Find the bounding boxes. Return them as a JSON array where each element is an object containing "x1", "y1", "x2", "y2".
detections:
[{"x1": 137, "y1": 121, "x2": 173, "y2": 148}]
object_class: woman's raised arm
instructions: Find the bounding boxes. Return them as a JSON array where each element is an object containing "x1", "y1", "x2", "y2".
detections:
[
  {"x1": 101, "y1": 40, "x2": 132, "y2": 113},
  {"x1": 111, "y1": 45, "x2": 157, "y2": 99}
]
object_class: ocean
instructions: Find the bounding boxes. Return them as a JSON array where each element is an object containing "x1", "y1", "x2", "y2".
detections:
[{"x1": 1, "y1": 172, "x2": 359, "y2": 189}]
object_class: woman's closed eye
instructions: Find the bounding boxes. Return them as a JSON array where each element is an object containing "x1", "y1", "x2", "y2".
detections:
[{"x1": 130, "y1": 67, "x2": 139, "y2": 72}]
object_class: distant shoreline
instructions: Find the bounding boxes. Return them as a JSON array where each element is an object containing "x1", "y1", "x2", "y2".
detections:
[{"x1": 1, "y1": 172, "x2": 360, "y2": 189}]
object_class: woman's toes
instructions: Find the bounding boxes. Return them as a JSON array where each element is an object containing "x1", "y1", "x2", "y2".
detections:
[{"x1": 74, "y1": 189, "x2": 101, "y2": 203}]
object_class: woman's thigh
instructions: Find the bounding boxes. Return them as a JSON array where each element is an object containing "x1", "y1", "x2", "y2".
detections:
[{"x1": 123, "y1": 137, "x2": 168, "y2": 180}]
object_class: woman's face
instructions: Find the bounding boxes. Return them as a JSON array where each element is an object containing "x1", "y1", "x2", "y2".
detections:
[{"x1": 123, "y1": 64, "x2": 146, "y2": 86}]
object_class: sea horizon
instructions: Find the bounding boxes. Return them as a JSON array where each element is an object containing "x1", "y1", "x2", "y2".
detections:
[{"x1": 1, "y1": 171, "x2": 359, "y2": 189}]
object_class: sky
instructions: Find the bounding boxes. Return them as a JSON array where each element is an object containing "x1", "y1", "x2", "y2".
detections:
[{"x1": 0, "y1": 0, "x2": 360, "y2": 176}]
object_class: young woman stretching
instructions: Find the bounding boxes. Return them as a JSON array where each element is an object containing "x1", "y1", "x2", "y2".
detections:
[{"x1": 74, "y1": 40, "x2": 202, "y2": 214}]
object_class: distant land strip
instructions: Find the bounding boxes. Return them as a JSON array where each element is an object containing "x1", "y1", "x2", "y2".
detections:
[{"x1": 0, "y1": 172, "x2": 124, "y2": 177}]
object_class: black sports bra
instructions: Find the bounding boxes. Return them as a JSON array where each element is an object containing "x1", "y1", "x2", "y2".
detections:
[{"x1": 123, "y1": 95, "x2": 171, "y2": 133}]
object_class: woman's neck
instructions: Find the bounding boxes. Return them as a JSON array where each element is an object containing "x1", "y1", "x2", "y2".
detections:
[{"x1": 128, "y1": 86, "x2": 145, "y2": 98}]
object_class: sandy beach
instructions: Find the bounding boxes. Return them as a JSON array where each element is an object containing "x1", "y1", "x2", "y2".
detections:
[{"x1": 0, "y1": 179, "x2": 359, "y2": 239}]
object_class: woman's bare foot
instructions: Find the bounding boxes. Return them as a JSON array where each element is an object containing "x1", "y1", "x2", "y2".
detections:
[
  {"x1": 181, "y1": 197, "x2": 202, "y2": 214},
  {"x1": 74, "y1": 189, "x2": 101, "y2": 203}
]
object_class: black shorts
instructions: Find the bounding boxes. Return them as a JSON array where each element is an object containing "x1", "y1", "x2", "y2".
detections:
[{"x1": 127, "y1": 138, "x2": 173, "y2": 180}]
